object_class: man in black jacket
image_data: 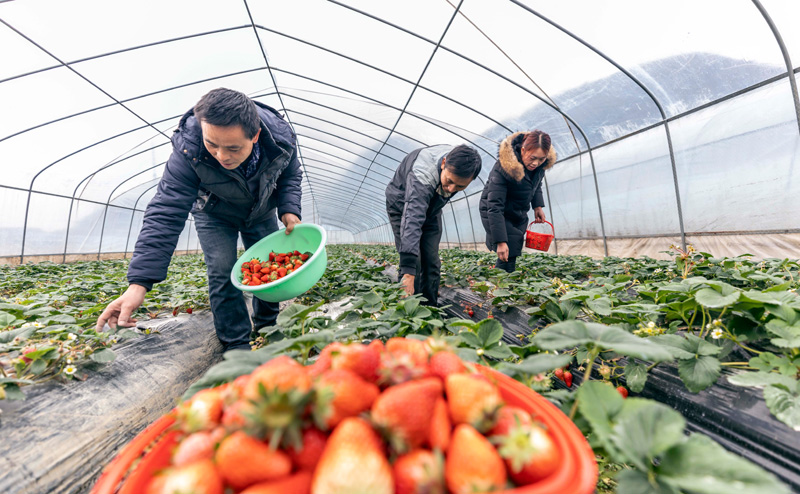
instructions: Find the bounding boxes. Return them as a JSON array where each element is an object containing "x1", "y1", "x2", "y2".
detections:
[
  {"x1": 96, "y1": 88, "x2": 302, "y2": 351},
  {"x1": 385, "y1": 144, "x2": 482, "y2": 306}
]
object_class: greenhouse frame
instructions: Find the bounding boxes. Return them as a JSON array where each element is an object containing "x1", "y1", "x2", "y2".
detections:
[
  {"x1": 1, "y1": 1, "x2": 800, "y2": 493},
  {"x1": 2, "y1": 0, "x2": 798, "y2": 264}
]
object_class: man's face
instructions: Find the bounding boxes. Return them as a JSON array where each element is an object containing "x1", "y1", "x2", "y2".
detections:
[
  {"x1": 440, "y1": 159, "x2": 474, "y2": 194},
  {"x1": 200, "y1": 121, "x2": 260, "y2": 170}
]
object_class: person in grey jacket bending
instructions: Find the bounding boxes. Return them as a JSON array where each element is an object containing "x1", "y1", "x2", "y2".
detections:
[
  {"x1": 96, "y1": 88, "x2": 302, "y2": 352},
  {"x1": 385, "y1": 144, "x2": 482, "y2": 306}
]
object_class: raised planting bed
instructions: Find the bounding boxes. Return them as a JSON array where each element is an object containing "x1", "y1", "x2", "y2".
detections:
[
  {"x1": 0, "y1": 313, "x2": 223, "y2": 494},
  {"x1": 375, "y1": 256, "x2": 800, "y2": 491}
]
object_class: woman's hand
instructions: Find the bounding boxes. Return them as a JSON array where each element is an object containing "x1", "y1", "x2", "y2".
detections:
[
  {"x1": 534, "y1": 207, "x2": 546, "y2": 223},
  {"x1": 497, "y1": 242, "x2": 509, "y2": 262}
]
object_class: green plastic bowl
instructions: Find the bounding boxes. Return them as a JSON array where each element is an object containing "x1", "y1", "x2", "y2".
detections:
[{"x1": 230, "y1": 223, "x2": 327, "y2": 302}]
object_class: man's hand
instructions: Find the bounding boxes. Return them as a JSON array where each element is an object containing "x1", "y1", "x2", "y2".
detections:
[
  {"x1": 281, "y1": 213, "x2": 302, "y2": 234},
  {"x1": 534, "y1": 207, "x2": 546, "y2": 224},
  {"x1": 95, "y1": 284, "x2": 147, "y2": 331},
  {"x1": 496, "y1": 242, "x2": 510, "y2": 262},
  {"x1": 400, "y1": 274, "x2": 415, "y2": 297}
]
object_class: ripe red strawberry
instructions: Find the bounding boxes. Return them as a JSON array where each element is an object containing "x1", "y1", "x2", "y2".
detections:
[
  {"x1": 175, "y1": 388, "x2": 224, "y2": 433},
  {"x1": 186, "y1": 307, "x2": 193, "y2": 314},
  {"x1": 311, "y1": 417, "x2": 393, "y2": 494},
  {"x1": 330, "y1": 342, "x2": 381, "y2": 383},
  {"x1": 239, "y1": 470, "x2": 312, "y2": 494},
  {"x1": 172, "y1": 431, "x2": 216, "y2": 466},
  {"x1": 20, "y1": 346, "x2": 35, "y2": 364},
  {"x1": 563, "y1": 370, "x2": 573, "y2": 388},
  {"x1": 172, "y1": 308, "x2": 178, "y2": 317},
  {"x1": 371, "y1": 377, "x2": 443, "y2": 453},
  {"x1": 268, "y1": 252, "x2": 275, "y2": 262},
  {"x1": 617, "y1": 386, "x2": 629, "y2": 398},
  {"x1": 394, "y1": 449, "x2": 446, "y2": 494},
  {"x1": 467, "y1": 309, "x2": 474, "y2": 317},
  {"x1": 554, "y1": 368, "x2": 564, "y2": 383},
  {"x1": 379, "y1": 338, "x2": 431, "y2": 386},
  {"x1": 215, "y1": 431, "x2": 292, "y2": 490},
  {"x1": 494, "y1": 422, "x2": 560, "y2": 485},
  {"x1": 488, "y1": 405, "x2": 533, "y2": 438},
  {"x1": 244, "y1": 355, "x2": 311, "y2": 400},
  {"x1": 428, "y1": 396, "x2": 451, "y2": 451},
  {"x1": 368, "y1": 339, "x2": 385, "y2": 354},
  {"x1": 445, "y1": 373, "x2": 503, "y2": 433},
  {"x1": 445, "y1": 424, "x2": 507, "y2": 494},
  {"x1": 145, "y1": 459, "x2": 223, "y2": 494},
  {"x1": 221, "y1": 399, "x2": 249, "y2": 430},
  {"x1": 287, "y1": 427, "x2": 328, "y2": 471},
  {"x1": 300, "y1": 253, "x2": 309, "y2": 261},
  {"x1": 278, "y1": 267, "x2": 287, "y2": 277},
  {"x1": 306, "y1": 347, "x2": 333, "y2": 378},
  {"x1": 429, "y1": 351, "x2": 466, "y2": 380},
  {"x1": 313, "y1": 368, "x2": 380, "y2": 430}
]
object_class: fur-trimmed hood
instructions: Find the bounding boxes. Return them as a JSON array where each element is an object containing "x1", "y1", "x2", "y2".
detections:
[{"x1": 498, "y1": 132, "x2": 557, "y2": 182}]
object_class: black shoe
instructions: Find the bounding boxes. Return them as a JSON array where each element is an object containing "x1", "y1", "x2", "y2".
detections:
[{"x1": 223, "y1": 342, "x2": 251, "y2": 352}]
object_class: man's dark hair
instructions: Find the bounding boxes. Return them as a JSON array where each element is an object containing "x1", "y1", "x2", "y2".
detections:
[
  {"x1": 194, "y1": 88, "x2": 261, "y2": 139},
  {"x1": 445, "y1": 144, "x2": 482, "y2": 179}
]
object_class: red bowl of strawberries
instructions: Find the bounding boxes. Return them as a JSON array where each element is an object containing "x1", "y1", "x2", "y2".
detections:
[{"x1": 91, "y1": 338, "x2": 597, "y2": 494}]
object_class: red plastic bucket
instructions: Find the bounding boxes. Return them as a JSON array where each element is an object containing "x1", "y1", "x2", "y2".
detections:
[{"x1": 525, "y1": 220, "x2": 555, "y2": 251}]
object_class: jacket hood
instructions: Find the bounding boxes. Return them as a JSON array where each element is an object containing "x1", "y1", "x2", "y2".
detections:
[
  {"x1": 498, "y1": 131, "x2": 557, "y2": 182},
  {"x1": 173, "y1": 101, "x2": 295, "y2": 160}
]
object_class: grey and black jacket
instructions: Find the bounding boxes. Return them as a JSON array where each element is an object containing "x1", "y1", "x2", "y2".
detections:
[
  {"x1": 479, "y1": 132, "x2": 556, "y2": 257},
  {"x1": 385, "y1": 144, "x2": 456, "y2": 276},
  {"x1": 127, "y1": 101, "x2": 302, "y2": 290}
]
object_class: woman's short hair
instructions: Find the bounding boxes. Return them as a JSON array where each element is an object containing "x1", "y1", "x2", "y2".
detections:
[{"x1": 445, "y1": 144, "x2": 482, "y2": 179}]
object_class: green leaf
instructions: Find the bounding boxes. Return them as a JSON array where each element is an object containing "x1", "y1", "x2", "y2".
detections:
[
  {"x1": 496, "y1": 353, "x2": 573, "y2": 377},
  {"x1": 610, "y1": 399, "x2": 686, "y2": 471},
  {"x1": 90, "y1": 348, "x2": 117, "y2": 364},
  {"x1": 586, "y1": 297, "x2": 613, "y2": 316},
  {"x1": 649, "y1": 335, "x2": 697, "y2": 359},
  {"x1": 624, "y1": 362, "x2": 648, "y2": 393},
  {"x1": 44, "y1": 314, "x2": 77, "y2": 324},
  {"x1": 459, "y1": 332, "x2": 482, "y2": 348},
  {"x1": 576, "y1": 381, "x2": 625, "y2": 458},
  {"x1": 2, "y1": 383, "x2": 25, "y2": 400},
  {"x1": 765, "y1": 321, "x2": 800, "y2": 348},
  {"x1": 476, "y1": 319, "x2": 503, "y2": 347},
  {"x1": 403, "y1": 298, "x2": 420, "y2": 316},
  {"x1": 0, "y1": 311, "x2": 16, "y2": 328},
  {"x1": 695, "y1": 287, "x2": 740, "y2": 308},
  {"x1": 617, "y1": 469, "x2": 678, "y2": 494},
  {"x1": 482, "y1": 344, "x2": 514, "y2": 360},
  {"x1": 0, "y1": 325, "x2": 38, "y2": 343},
  {"x1": 678, "y1": 355, "x2": 721, "y2": 393},
  {"x1": 763, "y1": 386, "x2": 800, "y2": 431},
  {"x1": 532, "y1": 320, "x2": 592, "y2": 349},
  {"x1": 533, "y1": 321, "x2": 673, "y2": 362},
  {"x1": 30, "y1": 359, "x2": 47, "y2": 375},
  {"x1": 728, "y1": 370, "x2": 797, "y2": 390},
  {"x1": 657, "y1": 434, "x2": 791, "y2": 494}
]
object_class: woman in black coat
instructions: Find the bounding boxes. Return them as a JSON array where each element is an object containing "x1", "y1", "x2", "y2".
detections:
[{"x1": 479, "y1": 130, "x2": 556, "y2": 272}]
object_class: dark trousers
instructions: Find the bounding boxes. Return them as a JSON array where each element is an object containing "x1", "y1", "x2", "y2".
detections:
[
  {"x1": 194, "y1": 212, "x2": 280, "y2": 350},
  {"x1": 495, "y1": 256, "x2": 518, "y2": 273},
  {"x1": 388, "y1": 213, "x2": 443, "y2": 306}
]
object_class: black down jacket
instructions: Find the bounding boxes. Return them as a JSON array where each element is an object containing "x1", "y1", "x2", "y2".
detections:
[
  {"x1": 127, "y1": 101, "x2": 302, "y2": 290},
  {"x1": 479, "y1": 132, "x2": 556, "y2": 257}
]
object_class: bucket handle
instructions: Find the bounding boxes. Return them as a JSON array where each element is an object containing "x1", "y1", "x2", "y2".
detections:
[{"x1": 528, "y1": 220, "x2": 555, "y2": 235}]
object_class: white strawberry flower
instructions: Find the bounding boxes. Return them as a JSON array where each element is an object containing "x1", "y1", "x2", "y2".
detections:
[
  {"x1": 711, "y1": 328, "x2": 724, "y2": 339},
  {"x1": 64, "y1": 365, "x2": 77, "y2": 375}
]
